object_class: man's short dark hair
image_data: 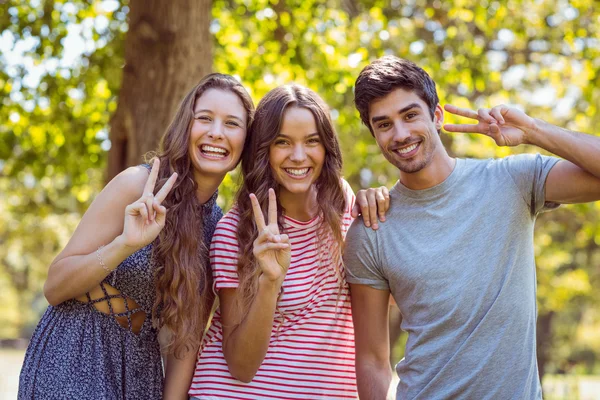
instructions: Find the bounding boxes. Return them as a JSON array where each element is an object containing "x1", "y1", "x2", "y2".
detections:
[{"x1": 354, "y1": 56, "x2": 439, "y2": 135}]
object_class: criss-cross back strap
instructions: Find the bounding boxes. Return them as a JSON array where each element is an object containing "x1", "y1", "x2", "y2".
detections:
[{"x1": 86, "y1": 282, "x2": 144, "y2": 332}]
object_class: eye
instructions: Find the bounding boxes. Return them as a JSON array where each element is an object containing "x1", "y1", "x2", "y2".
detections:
[
  {"x1": 377, "y1": 122, "x2": 391, "y2": 129},
  {"x1": 226, "y1": 120, "x2": 241, "y2": 127},
  {"x1": 274, "y1": 139, "x2": 289, "y2": 146},
  {"x1": 405, "y1": 112, "x2": 418, "y2": 120},
  {"x1": 195, "y1": 115, "x2": 211, "y2": 121},
  {"x1": 307, "y1": 137, "x2": 320, "y2": 144}
]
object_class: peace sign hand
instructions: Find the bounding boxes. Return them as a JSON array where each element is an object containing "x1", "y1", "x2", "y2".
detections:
[
  {"x1": 250, "y1": 188, "x2": 291, "y2": 287},
  {"x1": 443, "y1": 104, "x2": 536, "y2": 147},
  {"x1": 121, "y1": 158, "x2": 178, "y2": 250}
]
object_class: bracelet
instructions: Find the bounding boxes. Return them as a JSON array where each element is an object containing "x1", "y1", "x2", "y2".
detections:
[{"x1": 96, "y1": 245, "x2": 112, "y2": 274}]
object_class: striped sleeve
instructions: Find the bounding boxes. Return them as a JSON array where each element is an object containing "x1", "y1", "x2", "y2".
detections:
[{"x1": 210, "y1": 208, "x2": 242, "y2": 291}]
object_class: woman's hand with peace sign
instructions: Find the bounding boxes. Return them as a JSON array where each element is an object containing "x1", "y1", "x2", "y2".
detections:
[
  {"x1": 250, "y1": 188, "x2": 291, "y2": 287},
  {"x1": 121, "y1": 158, "x2": 178, "y2": 250}
]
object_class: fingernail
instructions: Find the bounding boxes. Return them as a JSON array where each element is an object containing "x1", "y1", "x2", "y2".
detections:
[{"x1": 365, "y1": 221, "x2": 370, "y2": 226}]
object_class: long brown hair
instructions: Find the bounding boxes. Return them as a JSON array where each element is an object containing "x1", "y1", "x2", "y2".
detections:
[
  {"x1": 151, "y1": 73, "x2": 254, "y2": 357},
  {"x1": 234, "y1": 85, "x2": 346, "y2": 320}
]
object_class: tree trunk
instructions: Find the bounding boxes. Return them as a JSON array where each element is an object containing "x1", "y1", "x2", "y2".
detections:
[{"x1": 107, "y1": 0, "x2": 213, "y2": 180}]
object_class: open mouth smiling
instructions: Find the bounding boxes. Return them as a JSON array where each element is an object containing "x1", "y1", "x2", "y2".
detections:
[
  {"x1": 283, "y1": 167, "x2": 311, "y2": 178},
  {"x1": 199, "y1": 144, "x2": 229, "y2": 159},
  {"x1": 393, "y1": 141, "x2": 421, "y2": 157}
]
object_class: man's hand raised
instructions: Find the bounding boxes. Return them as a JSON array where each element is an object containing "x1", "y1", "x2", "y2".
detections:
[{"x1": 443, "y1": 104, "x2": 536, "y2": 147}]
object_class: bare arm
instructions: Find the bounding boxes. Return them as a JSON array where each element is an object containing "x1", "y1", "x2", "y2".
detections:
[
  {"x1": 444, "y1": 104, "x2": 600, "y2": 204},
  {"x1": 219, "y1": 279, "x2": 281, "y2": 382},
  {"x1": 527, "y1": 120, "x2": 600, "y2": 203},
  {"x1": 220, "y1": 189, "x2": 291, "y2": 382},
  {"x1": 44, "y1": 161, "x2": 177, "y2": 305},
  {"x1": 44, "y1": 167, "x2": 147, "y2": 305},
  {"x1": 350, "y1": 283, "x2": 393, "y2": 400},
  {"x1": 163, "y1": 344, "x2": 199, "y2": 400}
]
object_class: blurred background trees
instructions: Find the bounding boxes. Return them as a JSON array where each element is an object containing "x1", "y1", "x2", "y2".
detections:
[{"x1": 1, "y1": 0, "x2": 599, "y2": 384}]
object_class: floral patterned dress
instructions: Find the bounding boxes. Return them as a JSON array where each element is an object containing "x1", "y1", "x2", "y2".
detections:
[{"x1": 18, "y1": 190, "x2": 222, "y2": 400}]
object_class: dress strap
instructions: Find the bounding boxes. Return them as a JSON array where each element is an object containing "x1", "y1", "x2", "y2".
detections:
[{"x1": 84, "y1": 282, "x2": 144, "y2": 333}]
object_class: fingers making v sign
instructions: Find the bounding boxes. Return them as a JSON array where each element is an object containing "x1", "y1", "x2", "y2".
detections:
[
  {"x1": 121, "y1": 159, "x2": 178, "y2": 250},
  {"x1": 443, "y1": 104, "x2": 535, "y2": 147},
  {"x1": 250, "y1": 188, "x2": 291, "y2": 286}
]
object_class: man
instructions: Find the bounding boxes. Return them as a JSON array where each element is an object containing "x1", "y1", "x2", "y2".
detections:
[{"x1": 344, "y1": 55, "x2": 600, "y2": 400}]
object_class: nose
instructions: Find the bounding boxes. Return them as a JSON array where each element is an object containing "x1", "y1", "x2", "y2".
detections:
[
  {"x1": 289, "y1": 144, "x2": 307, "y2": 162},
  {"x1": 208, "y1": 120, "x2": 224, "y2": 140},
  {"x1": 392, "y1": 122, "x2": 411, "y2": 143}
]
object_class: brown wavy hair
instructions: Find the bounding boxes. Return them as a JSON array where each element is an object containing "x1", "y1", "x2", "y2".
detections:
[
  {"x1": 150, "y1": 73, "x2": 254, "y2": 357},
  {"x1": 234, "y1": 85, "x2": 346, "y2": 321}
]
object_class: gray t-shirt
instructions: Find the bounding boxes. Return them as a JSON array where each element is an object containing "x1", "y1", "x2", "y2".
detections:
[{"x1": 344, "y1": 154, "x2": 560, "y2": 400}]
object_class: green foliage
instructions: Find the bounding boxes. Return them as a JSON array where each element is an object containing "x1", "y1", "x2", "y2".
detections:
[
  {"x1": 0, "y1": 0, "x2": 126, "y2": 336},
  {"x1": 1, "y1": 0, "x2": 599, "y2": 376}
]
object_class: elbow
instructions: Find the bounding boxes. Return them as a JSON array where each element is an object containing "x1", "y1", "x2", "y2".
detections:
[
  {"x1": 232, "y1": 371, "x2": 256, "y2": 384},
  {"x1": 223, "y1": 349, "x2": 258, "y2": 383},
  {"x1": 43, "y1": 279, "x2": 63, "y2": 307},
  {"x1": 227, "y1": 363, "x2": 258, "y2": 383},
  {"x1": 43, "y1": 283, "x2": 58, "y2": 306}
]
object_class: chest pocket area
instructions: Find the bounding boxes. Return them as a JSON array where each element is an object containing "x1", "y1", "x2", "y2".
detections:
[{"x1": 78, "y1": 283, "x2": 146, "y2": 334}]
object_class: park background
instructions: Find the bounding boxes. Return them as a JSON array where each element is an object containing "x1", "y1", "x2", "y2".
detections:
[{"x1": 1, "y1": 0, "x2": 599, "y2": 398}]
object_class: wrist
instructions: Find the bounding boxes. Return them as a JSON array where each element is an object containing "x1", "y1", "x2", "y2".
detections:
[
  {"x1": 258, "y1": 274, "x2": 283, "y2": 297},
  {"x1": 113, "y1": 234, "x2": 141, "y2": 256},
  {"x1": 523, "y1": 117, "x2": 543, "y2": 145}
]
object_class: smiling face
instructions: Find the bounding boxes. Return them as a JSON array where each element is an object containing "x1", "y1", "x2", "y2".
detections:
[
  {"x1": 188, "y1": 88, "x2": 248, "y2": 180},
  {"x1": 269, "y1": 106, "x2": 326, "y2": 199},
  {"x1": 369, "y1": 88, "x2": 444, "y2": 175}
]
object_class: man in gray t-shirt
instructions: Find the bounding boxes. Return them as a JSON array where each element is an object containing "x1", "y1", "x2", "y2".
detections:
[{"x1": 345, "y1": 56, "x2": 600, "y2": 400}]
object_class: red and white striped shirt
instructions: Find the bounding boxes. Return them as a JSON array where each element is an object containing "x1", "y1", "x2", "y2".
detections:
[{"x1": 189, "y1": 180, "x2": 357, "y2": 400}]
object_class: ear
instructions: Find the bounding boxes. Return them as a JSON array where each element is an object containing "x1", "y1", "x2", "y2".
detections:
[{"x1": 433, "y1": 104, "x2": 444, "y2": 130}]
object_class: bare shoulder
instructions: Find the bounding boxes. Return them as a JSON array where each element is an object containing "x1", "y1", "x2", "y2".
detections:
[
  {"x1": 51, "y1": 165, "x2": 152, "y2": 265},
  {"x1": 103, "y1": 165, "x2": 151, "y2": 201}
]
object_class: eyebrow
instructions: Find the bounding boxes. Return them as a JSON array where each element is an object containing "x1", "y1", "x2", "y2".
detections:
[
  {"x1": 371, "y1": 102, "x2": 423, "y2": 124},
  {"x1": 194, "y1": 109, "x2": 244, "y2": 122},
  {"x1": 276, "y1": 132, "x2": 320, "y2": 139}
]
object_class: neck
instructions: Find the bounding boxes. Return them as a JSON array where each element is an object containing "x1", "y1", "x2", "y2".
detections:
[
  {"x1": 279, "y1": 186, "x2": 319, "y2": 222},
  {"x1": 193, "y1": 170, "x2": 223, "y2": 204},
  {"x1": 400, "y1": 148, "x2": 455, "y2": 190}
]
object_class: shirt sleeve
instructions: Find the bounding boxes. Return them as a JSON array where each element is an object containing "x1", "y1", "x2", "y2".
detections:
[
  {"x1": 210, "y1": 210, "x2": 242, "y2": 291},
  {"x1": 343, "y1": 218, "x2": 389, "y2": 291},
  {"x1": 502, "y1": 154, "x2": 561, "y2": 215}
]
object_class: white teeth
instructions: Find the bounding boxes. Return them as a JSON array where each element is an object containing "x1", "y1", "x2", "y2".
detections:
[
  {"x1": 397, "y1": 143, "x2": 418, "y2": 154},
  {"x1": 201, "y1": 145, "x2": 227, "y2": 155},
  {"x1": 285, "y1": 168, "x2": 309, "y2": 176}
]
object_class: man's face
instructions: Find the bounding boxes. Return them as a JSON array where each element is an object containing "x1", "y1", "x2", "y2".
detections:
[{"x1": 368, "y1": 88, "x2": 443, "y2": 174}]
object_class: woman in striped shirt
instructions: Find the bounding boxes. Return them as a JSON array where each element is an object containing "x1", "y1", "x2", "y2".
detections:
[{"x1": 187, "y1": 85, "x2": 387, "y2": 399}]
